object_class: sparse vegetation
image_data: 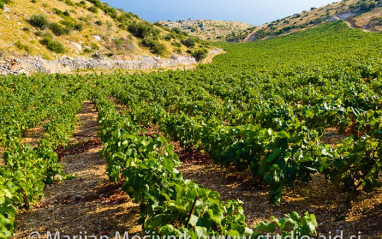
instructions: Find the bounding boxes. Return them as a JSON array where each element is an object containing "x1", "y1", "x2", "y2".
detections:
[
  {"x1": 74, "y1": 23, "x2": 84, "y2": 31},
  {"x1": 87, "y1": 6, "x2": 98, "y2": 13},
  {"x1": 0, "y1": 0, "x2": 205, "y2": 58},
  {"x1": 158, "y1": 19, "x2": 255, "y2": 42},
  {"x1": 50, "y1": 22, "x2": 68, "y2": 36},
  {"x1": 128, "y1": 22, "x2": 159, "y2": 39},
  {"x1": 105, "y1": 37, "x2": 134, "y2": 54},
  {"x1": 181, "y1": 36, "x2": 199, "y2": 48},
  {"x1": 14, "y1": 41, "x2": 30, "y2": 52},
  {"x1": 246, "y1": 0, "x2": 382, "y2": 41},
  {"x1": 142, "y1": 37, "x2": 167, "y2": 55},
  {"x1": 40, "y1": 35, "x2": 65, "y2": 53},
  {"x1": 29, "y1": 14, "x2": 50, "y2": 29}
]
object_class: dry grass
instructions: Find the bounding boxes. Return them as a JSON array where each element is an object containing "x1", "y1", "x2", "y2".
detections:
[
  {"x1": 0, "y1": 0, "x2": 182, "y2": 59},
  {"x1": 353, "y1": 7, "x2": 382, "y2": 31},
  {"x1": 245, "y1": 0, "x2": 382, "y2": 42}
]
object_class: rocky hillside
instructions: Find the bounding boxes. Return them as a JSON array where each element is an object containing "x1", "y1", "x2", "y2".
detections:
[
  {"x1": 157, "y1": 19, "x2": 255, "y2": 42},
  {"x1": 245, "y1": 0, "x2": 382, "y2": 42},
  {"x1": 0, "y1": 0, "x2": 208, "y2": 59}
]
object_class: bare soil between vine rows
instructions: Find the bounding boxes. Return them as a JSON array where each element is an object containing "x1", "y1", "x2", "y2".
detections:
[
  {"x1": 13, "y1": 101, "x2": 142, "y2": 238},
  {"x1": 12, "y1": 100, "x2": 382, "y2": 238},
  {"x1": 176, "y1": 144, "x2": 382, "y2": 238}
]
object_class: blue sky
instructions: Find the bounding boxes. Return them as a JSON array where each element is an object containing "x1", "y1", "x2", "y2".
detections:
[{"x1": 103, "y1": 0, "x2": 340, "y2": 25}]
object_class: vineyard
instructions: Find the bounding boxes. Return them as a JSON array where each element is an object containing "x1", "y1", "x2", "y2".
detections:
[{"x1": 1, "y1": 21, "x2": 382, "y2": 238}]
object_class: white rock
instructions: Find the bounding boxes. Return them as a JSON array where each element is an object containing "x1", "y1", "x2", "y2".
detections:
[
  {"x1": 93, "y1": 35, "x2": 102, "y2": 41},
  {"x1": 71, "y1": 42, "x2": 82, "y2": 52},
  {"x1": 3, "y1": 4, "x2": 11, "y2": 13}
]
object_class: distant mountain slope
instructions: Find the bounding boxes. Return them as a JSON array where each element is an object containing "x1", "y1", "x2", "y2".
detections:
[
  {"x1": 245, "y1": 0, "x2": 382, "y2": 42},
  {"x1": 157, "y1": 19, "x2": 255, "y2": 42},
  {"x1": 0, "y1": 0, "x2": 207, "y2": 59}
]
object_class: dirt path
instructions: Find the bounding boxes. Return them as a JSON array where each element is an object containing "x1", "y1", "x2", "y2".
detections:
[
  {"x1": 13, "y1": 101, "x2": 141, "y2": 239},
  {"x1": 243, "y1": 25, "x2": 265, "y2": 43},
  {"x1": 333, "y1": 14, "x2": 373, "y2": 33},
  {"x1": 20, "y1": 118, "x2": 51, "y2": 149}
]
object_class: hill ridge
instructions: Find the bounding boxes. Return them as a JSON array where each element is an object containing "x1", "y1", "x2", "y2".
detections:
[
  {"x1": 245, "y1": 0, "x2": 382, "y2": 42},
  {"x1": 157, "y1": 19, "x2": 255, "y2": 42}
]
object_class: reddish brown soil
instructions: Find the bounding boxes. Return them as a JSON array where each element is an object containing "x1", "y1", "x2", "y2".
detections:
[{"x1": 177, "y1": 146, "x2": 382, "y2": 238}]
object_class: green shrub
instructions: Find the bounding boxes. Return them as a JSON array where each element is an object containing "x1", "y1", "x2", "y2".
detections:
[
  {"x1": 181, "y1": 37, "x2": 198, "y2": 48},
  {"x1": 116, "y1": 12, "x2": 133, "y2": 23},
  {"x1": 95, "y1": 20, "x2": 103, "y2": 26},
  {"x1": 60, "y1": 19, "x2": 76, "y2": 28},
  {"x1": 192, "y1": 48, "x2": 208, "y2": 62},
  {"x1": 15, "y1": 41, "x2": 30, "y2": 51},
  {"x1": 83, "y1": 48, "x2": 93, "y2": 53},
  {"x1": 50, "y1": 23, "x2": 68, "y2": 36},
  {"x1": 118, "y1": 24, "x2": 126, "y2": 30},
  {"x1": 142, "y1": 37, "x2": 167, "y2": 55},
  {"x1": 87, "y1": 6, "x2": 98, "y2": 13},
  {"x1": 0, "y1": 0, "x2": 12, "y2": 8},
  {"x1": 64, "y1": 0, "x2": 74, "y2": 6},
  {"x1": 63, "y1": 10, "x2": 70, "y2": 17},
  {"x1": 74, "y1": 23, "x2": 84, "y2": 31},
  {"x1": 91, "y1": 43, "x2": 100, "y2": 50},
  {"x1": 104, "y1": 7, "x2": 117, "y2": 19},
  {"x1": 164, "y1": 34, "x2": 172, "y2": 41},
  {"x1": 29, "y1": 14, "x2": 50, "y2": 29},
  {"x1": 175, "y1": 48, "x2": 182, "y2": 54},
  {"x1": 171, "y1": 42, "x2": 181, "y2": 47},
  {"x1": 86, "y1": 0, "x2": 102, "y2": 8},
  {"x1": 172, "y1": 28, "x2": 182, "y2": 34},
  {"x1": 40, "y1": 36, "x2": 65, "y2": 53},
  {"x1": 128, "y1": 22, "x2": 159, "y2": 39},
  {"x1": 34, "y1": 30, "x2": 43, "y2": 36},
  {"x1": 53, "y1": 8, "x2": 63, "y2": 16}
]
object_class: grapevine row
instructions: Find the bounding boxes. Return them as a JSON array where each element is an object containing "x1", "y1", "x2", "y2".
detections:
[{"x1": 92, "y1": 91, "x2": 318, "y2": 238}]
